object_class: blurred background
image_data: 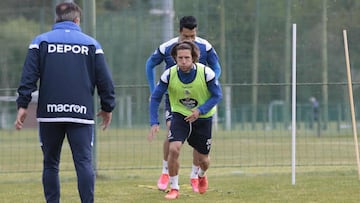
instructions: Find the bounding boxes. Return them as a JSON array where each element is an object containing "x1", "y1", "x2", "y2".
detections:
[{"x1": 1, "y1": 0, "x2": 360, "y2": 173}]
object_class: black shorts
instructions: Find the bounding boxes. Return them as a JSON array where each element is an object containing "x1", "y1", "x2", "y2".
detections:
[{"x1": 169, "y1": 112, "x2": 213, "y2": 155}]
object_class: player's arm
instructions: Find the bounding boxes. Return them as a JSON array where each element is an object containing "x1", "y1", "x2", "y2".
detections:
[
  {"x1": 145, "y1": 48, "x2": 165, "y2": 94},
  {"x1": 148, "y1": 72, "x2": 168, "y2": 141},
  {"x1": 197, "y1": 68, "x2": 222, "y2": 115},
  {"x1": 149, "y1": 69, "x2": 170, "y2": 126},
  {"x1": 15, "y1": 42, "x2": 40, "y2": 130},
  {"x1": 206, "y1": 48, "x2": 222, "y2": 80}
]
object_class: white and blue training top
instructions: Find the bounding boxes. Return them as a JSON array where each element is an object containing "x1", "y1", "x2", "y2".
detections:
[{"x1": 145, "y1": 36, "x2": 222, "y2": 94}]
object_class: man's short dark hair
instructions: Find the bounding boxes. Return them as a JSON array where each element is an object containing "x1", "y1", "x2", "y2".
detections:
[
  {"x1": 179, "y1": 16, "x2": 197, "y2": 31},
  {"x1": 55, "y1": 2, "x2": 82, "y2": 23}
]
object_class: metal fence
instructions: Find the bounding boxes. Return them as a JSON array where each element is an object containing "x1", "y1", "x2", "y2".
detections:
[
  {"x1": 0, "y1": 83, "x2": 358, "y2": 173},
  {"x1": 1, "y1": 0, "x2": 360, "y2": 173}
]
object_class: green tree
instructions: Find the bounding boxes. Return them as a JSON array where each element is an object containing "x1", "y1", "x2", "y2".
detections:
[{"x1": 0, "y1": 18, "x2": 41, "y2": 91}]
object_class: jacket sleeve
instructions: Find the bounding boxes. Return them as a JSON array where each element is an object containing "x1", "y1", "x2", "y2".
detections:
[
  {"x1": 95, "y1": 53, "x2": 116, "y2": 112},
  {"x1": 16, "y1": 46, "x2": 40, "y2": 109}
]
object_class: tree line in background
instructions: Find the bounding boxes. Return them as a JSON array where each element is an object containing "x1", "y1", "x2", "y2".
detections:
[{"x1": 1, "y1": 0, "x2": 360, "y2": 109}]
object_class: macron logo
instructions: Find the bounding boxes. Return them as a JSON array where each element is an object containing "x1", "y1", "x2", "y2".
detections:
[
  {"x1": 48, "y1": 44, "x2": 89, "y2": 55},
  {"x1": 47, "y1": 104, "x2": 87, "y2": 114}
]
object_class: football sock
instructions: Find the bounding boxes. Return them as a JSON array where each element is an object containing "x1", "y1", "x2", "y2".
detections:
[
  {"x1": 198, "y1": 168, "x2": 206, "y2": 177},
  {"x1": 169, "y1": 175, "x2": 179, "y2": 190},
  {"x1": 162, "y1": 160, "x2": 168, "y2": 174},
  {"x1": 190, "y1": 164, "x2": 199, "y2": 179}
]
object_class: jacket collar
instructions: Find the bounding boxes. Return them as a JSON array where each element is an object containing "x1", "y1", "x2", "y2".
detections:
[{"x1": 52, "y1": 21, "x2": 81, "y2": 32}]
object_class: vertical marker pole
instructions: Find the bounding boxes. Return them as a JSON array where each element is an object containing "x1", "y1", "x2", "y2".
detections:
[
  {"x1": 343, "y1": 30, "x2": 360, "y2": 180},
  {"x1": 291, "y1": 24, "x2": 297, "y2": 185}
]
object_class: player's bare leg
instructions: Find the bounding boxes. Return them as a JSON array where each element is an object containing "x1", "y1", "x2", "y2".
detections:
[
  {"x1": 157, "y1": 120, "x2": 171, "y2": 190},
  {"x1": 190, "y1": 149, "x2": 200, "y2": 192},
  {"x1": 165, "y1": 141, "x2": 182, "y2": 199},
  {"x1": 197, "y1": 151, "x2": 210, "y2": 194}
]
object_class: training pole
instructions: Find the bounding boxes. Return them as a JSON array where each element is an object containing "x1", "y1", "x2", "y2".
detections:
[
  {"x1": 343, "y1": 30, "x2": 360, "y2": 180},
  {"x1": 291, "y1": 24, "x2": 297, "y2": 185}
]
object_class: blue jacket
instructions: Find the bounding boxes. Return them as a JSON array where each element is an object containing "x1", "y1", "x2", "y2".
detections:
[
  {"x1": 16, "y1": 21, "x2": 115, "y2": 124},
  {"x1": 145, "y1": 37, "x2": 221, "y2": 93}
]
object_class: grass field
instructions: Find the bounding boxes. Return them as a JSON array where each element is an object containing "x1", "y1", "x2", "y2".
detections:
[
  {"x1": 1, "y1": 166, "x2": 360, "y2": 202},
  {"x1": 1, "y1": 125, "x2": 359, "y2": 202},
  {"x1": 0, "y1": 126, "x2": 356, "y2": 172}
]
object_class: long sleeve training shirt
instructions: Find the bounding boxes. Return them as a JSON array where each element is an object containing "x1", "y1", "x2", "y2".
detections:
[
  {"x1": 149, "y1": 64, "x2": 222, "y2": 126},
  {"x1": 145, "y1": 37, "x2": 221, "y2": 94}
]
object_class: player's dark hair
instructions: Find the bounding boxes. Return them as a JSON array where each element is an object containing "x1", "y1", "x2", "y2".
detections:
[
  {"x1": 171, "y1": 40, "x2": 200, "y2": 63},
  {"x1": 179, "y1": 16, "x2": 197, "y2": 31},
  {"x1": 55, "y1": 2, "x2": 82, "y2": 23}
]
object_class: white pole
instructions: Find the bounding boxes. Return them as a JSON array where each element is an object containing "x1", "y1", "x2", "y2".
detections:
[
  {"x1": 119, "y1": 97, "x2": 124, "y2": 124},
  {"x1": 161, "y1": 0, "x2": 174, "y2": 41},
  {"x1": 291, "y1": 24, "x2": 297, "y2": 185},
  {"x1": 213, "y1": 107, "x2": 218, "y2": 131},
  {"x1": 126, "y1": 96, "x2": 132, "y2": 128},
  {"x1": 225, "y1": 86, "x2": 232, "y2": 130},
  {"x1": 343, "y1": 30, "x2": 360, "y2": 180}
]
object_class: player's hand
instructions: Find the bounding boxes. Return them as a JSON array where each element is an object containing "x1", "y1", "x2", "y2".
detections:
[
  {"x1": 14, "y1": 107, "x2": 27, "y2": 130},
  {"x1": 148, "y1": 124, "x2": 159, "y2": 142},
  {"x1": 185, "y1": 109, "x2": 200, "y2": 123},
  {"x1": 97, "y1": 110, "x2": 112, "y2": 130}
]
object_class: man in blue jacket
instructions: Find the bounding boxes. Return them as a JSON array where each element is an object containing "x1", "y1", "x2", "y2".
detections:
[
  {"x1": 14, "y1": 2, "x2": 115, "y2": 203},
  {"x1": 145, "y1": 15, "x2": 221, "y2": 192}
]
